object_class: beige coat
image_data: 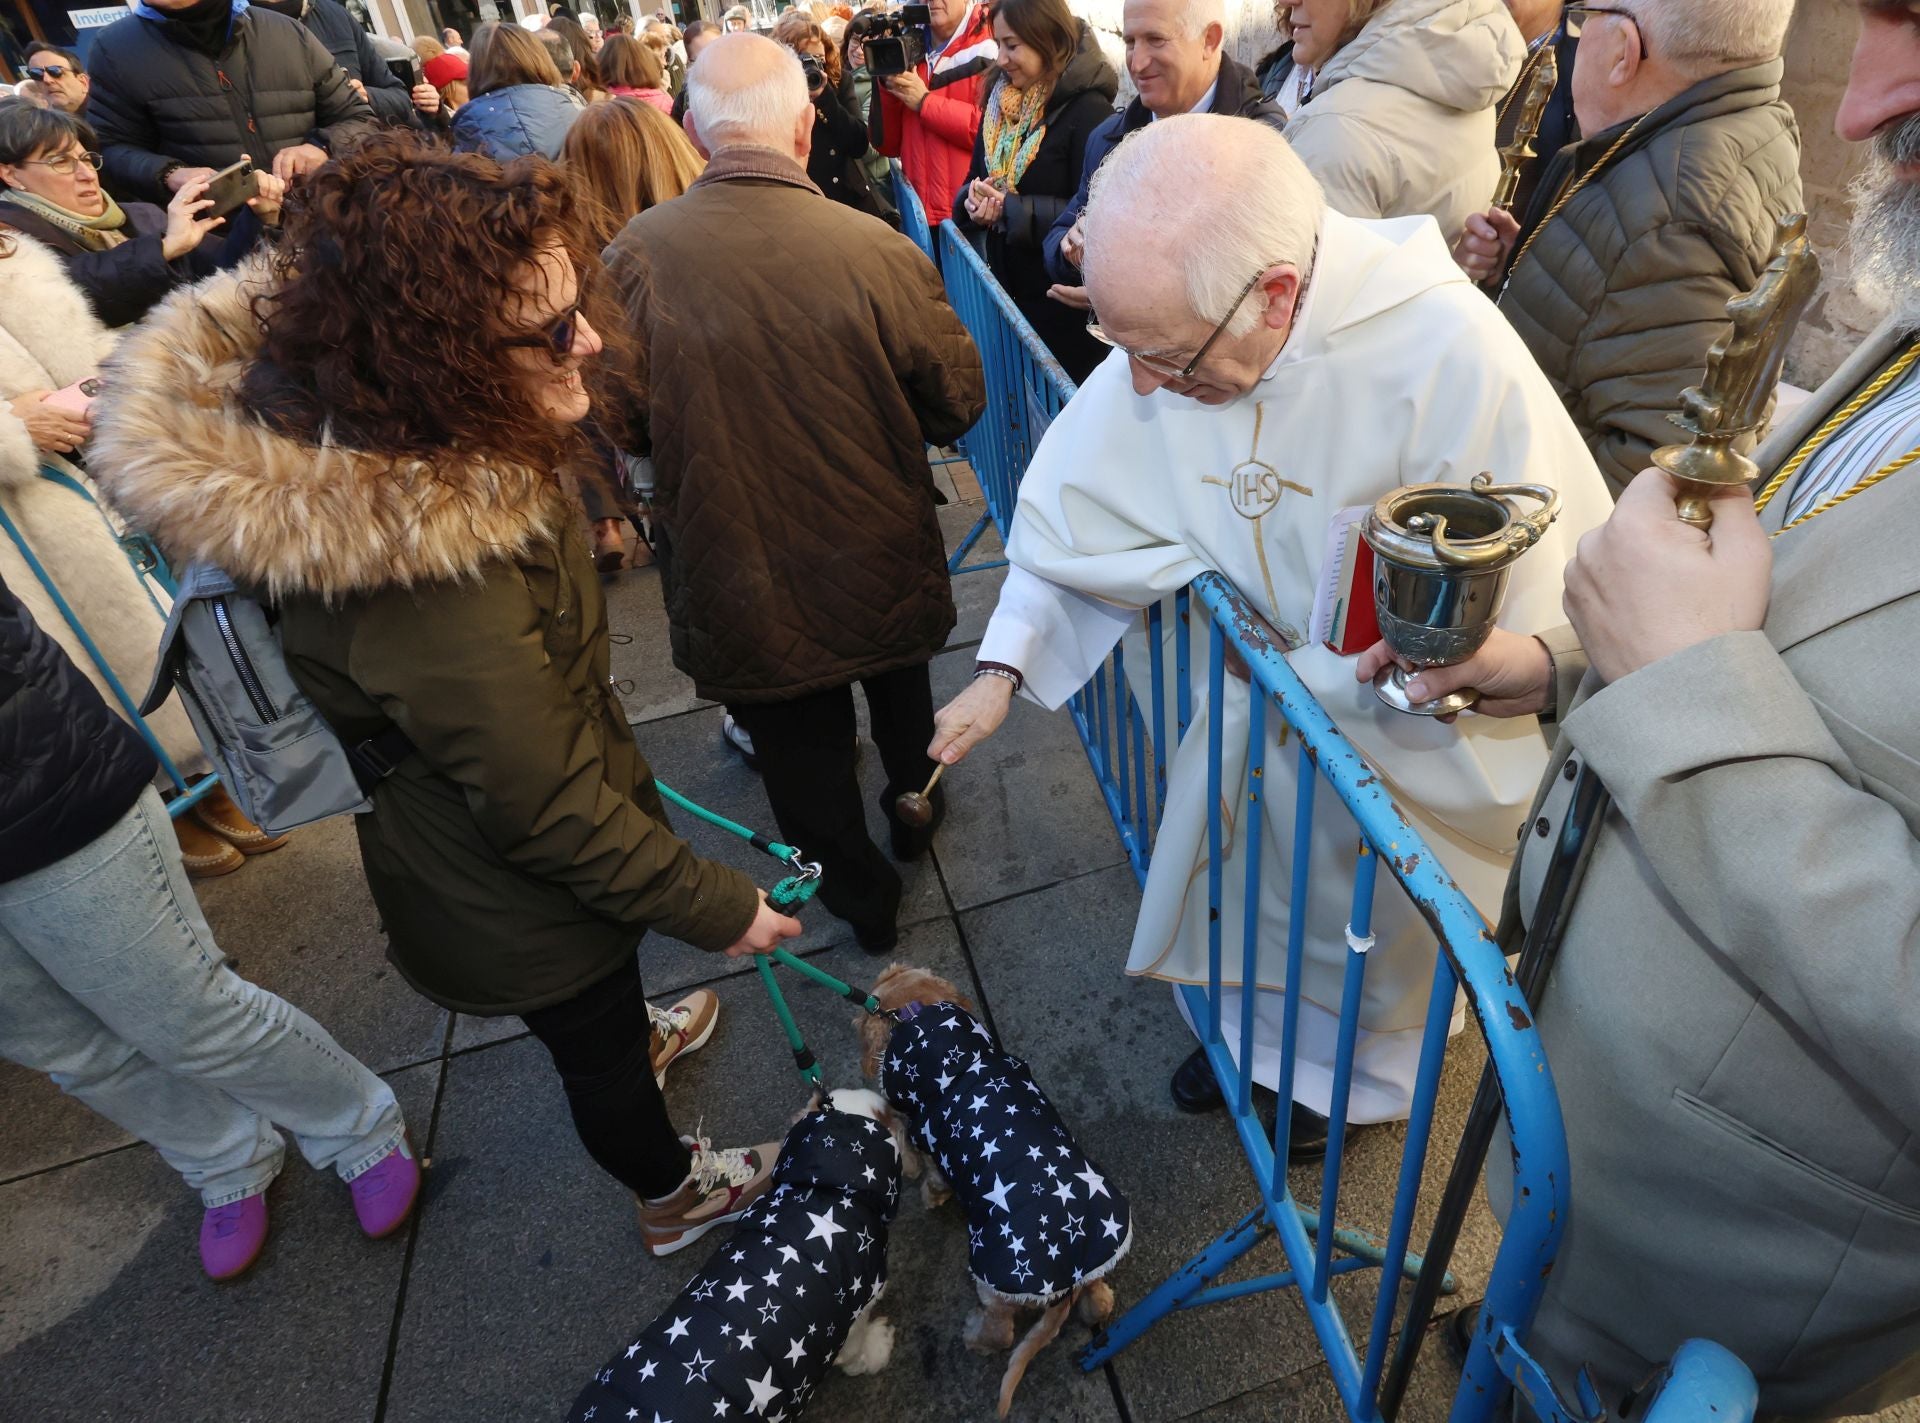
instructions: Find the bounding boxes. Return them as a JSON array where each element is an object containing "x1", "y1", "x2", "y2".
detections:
[
  {"x1": 1283, "y1": 0, "x2": 1521, "y2": 240},
  {"x1": 1504, "y1": 320, "x2": 1920, "y2": 1417},
  {"x1": 0, "y1": 233, "x2": 204, "y2": 781}
]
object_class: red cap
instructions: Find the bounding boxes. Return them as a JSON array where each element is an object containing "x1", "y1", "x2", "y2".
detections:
[{"x1": 423, "y1": 52, "x2": 469, "y2": 89}]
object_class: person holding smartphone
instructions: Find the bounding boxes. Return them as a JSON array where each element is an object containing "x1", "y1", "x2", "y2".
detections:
[{"x1": 0, "y1": 102, "x2": 284, "y2": 328}]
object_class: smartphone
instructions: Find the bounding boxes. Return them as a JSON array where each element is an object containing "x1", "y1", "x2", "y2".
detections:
[
  {"x1": 44, "y1": 377, "x2": 103, "y2": 418},
  {"x1": 200, "y1": 157, "x2": 258, "y2": 221},
  {"x1": 387, "y1": 54, "x2": 420, "y2": 88}
]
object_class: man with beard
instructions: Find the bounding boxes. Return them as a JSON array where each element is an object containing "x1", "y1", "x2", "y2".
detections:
[{"x1": 1360, "y1": 1, "x2": 1920, "y2": 1411}]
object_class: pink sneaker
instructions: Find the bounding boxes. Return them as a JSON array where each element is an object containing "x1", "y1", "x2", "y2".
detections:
[
  {"x1": 200, "y1": 1193, "x2": 269, "y2": 1281},
  {"x1": 349, "y1": 1135, "x2": 421, "y2": 1239}
]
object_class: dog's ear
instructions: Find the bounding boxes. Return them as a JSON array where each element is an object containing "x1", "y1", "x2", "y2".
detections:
[{"x1": 857, "y1": 1010, "x2": 890, "y2": 1081}]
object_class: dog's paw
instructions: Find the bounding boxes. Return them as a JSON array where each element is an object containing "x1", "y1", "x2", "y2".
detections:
[
  {"x1": 922, "y1": 1175, "x2": 953, "y2": 1210},
  {"x1": 838, "y1": 1316, "x2": 895, "y2": 1376},
  {"x1": 1076, "y1": 1281, "x2": 1116, "y2": 1326},
  {"x1": 963, "y1": 1307, "x2": 1016, "y2": 1355}
]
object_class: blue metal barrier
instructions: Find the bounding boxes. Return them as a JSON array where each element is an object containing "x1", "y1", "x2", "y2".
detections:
[
  {"x1": 934, "y1": 219, "x2": 1760, "y2": 1423},
  {"x1": 0, "y1": 466, "x2": 219, "y2": 817},
  {"x1": 892, "y1": 161, "x2": 936, "y2": 265}
]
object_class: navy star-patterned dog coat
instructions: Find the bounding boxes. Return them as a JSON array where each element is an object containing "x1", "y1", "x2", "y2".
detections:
[
  {"x1": 877, "y1": 1002, "x2": 1131, "y2": 1304},
  {"x1": 569, "y1": 1101, "x2": 900, "y2": 1422}
]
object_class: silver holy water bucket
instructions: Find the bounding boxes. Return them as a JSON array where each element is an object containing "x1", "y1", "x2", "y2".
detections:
[{"x1": 1361, "y1": 473, "x2": 1561, "y2": 716}]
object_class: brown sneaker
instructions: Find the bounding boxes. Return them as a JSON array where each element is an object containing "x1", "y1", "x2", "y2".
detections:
[
  {"x1": 173, "y1": 814, "x2": 245, "y2": 879},
  {"x1": 648, "y1": 990, "x2": 719, "y2": 1088},
  {"x1": 636, "y1": 1134, "x2": 778, "y2": 1257},
  {"x1": 191, "y1": 784, "x2": 291, "y2": 857}
]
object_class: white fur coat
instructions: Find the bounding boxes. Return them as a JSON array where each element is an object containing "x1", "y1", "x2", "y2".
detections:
[{"x1": 0, "y1": 233, "x2": 207, "y2": 778}]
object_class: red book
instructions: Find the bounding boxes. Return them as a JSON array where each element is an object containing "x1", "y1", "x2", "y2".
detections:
[{"x1": 1310, "y1": 507, "x2": 1382, "y2": 656}]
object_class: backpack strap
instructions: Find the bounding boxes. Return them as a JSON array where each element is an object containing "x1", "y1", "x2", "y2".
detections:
[{"x1": 345, "y1": 723, "x2": 417, "y2": 794}]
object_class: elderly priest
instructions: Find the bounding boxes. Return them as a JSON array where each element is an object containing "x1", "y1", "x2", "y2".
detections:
[{"x1": 930, "y1": 114, "x2": 1613, "y2": 1154}]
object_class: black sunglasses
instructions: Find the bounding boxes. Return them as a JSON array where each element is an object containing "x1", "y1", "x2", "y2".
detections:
[
  {"x1": 504, "y1": 304, "x2": 581, "y2": 358},
  {"x1": 26, "y1": 64, "x2": 75, "y2": 79}
]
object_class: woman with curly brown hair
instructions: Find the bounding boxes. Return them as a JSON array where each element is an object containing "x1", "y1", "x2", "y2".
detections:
[{"x1": 89, "y1": 135, "x2": 803, "y2": 1258}]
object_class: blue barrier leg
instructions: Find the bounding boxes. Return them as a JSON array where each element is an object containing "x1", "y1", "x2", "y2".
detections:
[
  {"x1": 1078, "y1": 1208, "x2": 1268, "y2": 1371},
  {"x1": 1313, "y1": 843, "x2": 1379, "y2": 1303}
]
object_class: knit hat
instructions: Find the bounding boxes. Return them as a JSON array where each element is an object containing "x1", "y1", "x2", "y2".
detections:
[{"x1": 423, "y1": 52, "x2": 468, "y2": 89}]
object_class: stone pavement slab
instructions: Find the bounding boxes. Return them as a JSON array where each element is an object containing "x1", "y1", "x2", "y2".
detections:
[
  {"x1": 929, "y1": 651, "x2": 1131, "y2": 912},
  {"x1": 0, "y1": 1063, "x2": 438, "y2": 1423}
]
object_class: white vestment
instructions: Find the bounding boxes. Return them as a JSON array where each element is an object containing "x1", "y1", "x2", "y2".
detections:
[{"x1": 977, "y1": 210, "x2": 1615, "y2": 1122}]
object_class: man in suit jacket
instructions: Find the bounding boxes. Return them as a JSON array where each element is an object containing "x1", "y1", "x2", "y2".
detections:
[
  {"x1": 1038, "y1": 0, "x2": 1285, "y2": 309},
  {"x1": 1356, "y1": 1, "x2": 1920, "y2": 1412}
]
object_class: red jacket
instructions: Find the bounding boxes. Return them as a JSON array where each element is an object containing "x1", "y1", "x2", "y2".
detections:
[{"x1": 873, "y1": 4, "x2": 996, "y2": 226}]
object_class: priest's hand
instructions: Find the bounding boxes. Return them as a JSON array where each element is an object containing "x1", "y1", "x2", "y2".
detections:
[
  {"x1": 1046, "y1": 283, "x2": 1091, "y2": 309},
  {"x1": 930, "y1": 673, "x2": 1015, "y2": 765},
  {"x1": 1563, "y1": 470, "x2": 1771, "y2": 684},
  {"x1": 1453, "y1": 208, "x2": 1520, "y2": 285},
  {"x1": 1354, "y1": 629, "x2": 1553, "y2": 721}
]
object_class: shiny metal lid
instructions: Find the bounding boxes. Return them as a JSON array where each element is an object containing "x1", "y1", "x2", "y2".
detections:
[{"x1": 1361, "y1": 473, "x2": 1561, "y2": 573}]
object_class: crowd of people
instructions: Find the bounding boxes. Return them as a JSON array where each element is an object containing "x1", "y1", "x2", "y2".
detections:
[{"x1": 0, "y1": 0, "x2": 1917, "y2": 1418}]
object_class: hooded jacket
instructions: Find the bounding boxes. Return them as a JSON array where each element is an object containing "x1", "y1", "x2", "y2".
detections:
[
  {"x1": 873, "y1": 1, "x2": 996, "y2": 226},
  {"x1": 1283, "y1": 0, "x2": 1521, "y2": 239},
  {"x1": 953, "y1": 21, "x2": 1117, "y2": 380},
  {"x1": 604, "y1": 147, "x2": 985, "y2": 705},
  {"x1": 449, "y1": 81, "x2": 585, "y2": 161},
  {"x1": 87, "y1": 266, "x2": 762, "y2": 1015},
  {"x1": 294, "y1": 0, "x2": 415, "y2": 126},
  {"x1": 1499, "y1": 61, "x2": 1803, "y2": 494},
  {"x1": 86, "y1": 1, "x2": 376, "y2": 202}
]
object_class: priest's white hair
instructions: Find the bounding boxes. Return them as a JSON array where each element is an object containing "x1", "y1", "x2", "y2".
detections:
[
  {"x1": 1634, "y1": 0, "x2": 1795, "y2": 75},
  {"x1": 1082, "y1": 114, "x2": 1324, "y2": 339}
]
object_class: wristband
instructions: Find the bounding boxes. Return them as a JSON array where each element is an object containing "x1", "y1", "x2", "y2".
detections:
[{"x1": 974, "y1": 663, "x2": 1021, "y2": 693}]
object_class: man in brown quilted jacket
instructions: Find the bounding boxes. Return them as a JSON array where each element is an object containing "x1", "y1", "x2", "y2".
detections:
[
  {"x1": 1454, "y1": 0, "x2": 1802, "y2": 496},
  {"x1": 606, "y1": 33, "x2": 985, "y2": 953}
]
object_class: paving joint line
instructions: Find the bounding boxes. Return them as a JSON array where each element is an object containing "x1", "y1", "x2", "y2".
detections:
[
  {"x1": 370, "y1": 1010, "x2": 457, "y2": 1423},
  {"x1": 0, "y1": 1136, "x2": 143, "y2": 1189}
]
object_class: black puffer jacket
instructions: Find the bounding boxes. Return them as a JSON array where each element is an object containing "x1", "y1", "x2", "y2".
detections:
[
  {"x1": 0, "y1": 575, "x2": 157, "y2": 886},
  {"x1": 87, "y1": 7, "x2": 375, "y2": 201},
  {"x1": 298, "y1": 0, "x2": 413, "y2": 125}
]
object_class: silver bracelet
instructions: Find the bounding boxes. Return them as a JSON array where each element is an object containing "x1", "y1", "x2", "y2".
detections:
[{"x1": 974, "y1": 667, "x2": 1020, "y2": 691}]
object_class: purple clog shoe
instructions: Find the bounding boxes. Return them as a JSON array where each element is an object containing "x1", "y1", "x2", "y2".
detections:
[
  {"x1": 350, "y1": 1135, "x2": 421, "y2": 1239},
  {"x1": 200, "y1": 1193, "x2": 269, "y2": 1281}
]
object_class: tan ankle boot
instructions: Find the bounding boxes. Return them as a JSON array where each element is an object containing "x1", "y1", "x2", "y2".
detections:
[
  {"x1": 173, "y1": 814, "x2": 245, "y2": 878},
  {"x1": 191, "y1": 784, "x2": 291, "y2": 856}
]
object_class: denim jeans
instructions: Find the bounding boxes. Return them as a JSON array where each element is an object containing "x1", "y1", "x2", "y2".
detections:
[{"x1": 0, "y1": 788, "x2": 404, "y2": 1207}]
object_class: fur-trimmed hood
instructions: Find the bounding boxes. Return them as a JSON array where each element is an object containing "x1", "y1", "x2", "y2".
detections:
[{"x1": 88, "y1": 262, "x2": 570, "y2": 603}]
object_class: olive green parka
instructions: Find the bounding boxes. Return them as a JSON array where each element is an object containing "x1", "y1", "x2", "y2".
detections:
[{"x1": 90, "y1": 266, "x2": 760, "y2": 1015}]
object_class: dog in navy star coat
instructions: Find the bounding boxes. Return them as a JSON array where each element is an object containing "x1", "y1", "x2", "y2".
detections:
[
  {"x1": 568, "y1": 1089, "x2": 903, "y2": 1423},
  {"x1": 858, "y1": 964, "x2": 1132, "y2": 1418}
]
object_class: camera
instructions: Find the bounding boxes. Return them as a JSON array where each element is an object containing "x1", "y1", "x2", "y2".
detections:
[
  {"x1": 850, "y1": 3, "x2": 930, "y2": 79},
  {"x1": 799, "y1": 52, "x2": 826, "y2": 95}
]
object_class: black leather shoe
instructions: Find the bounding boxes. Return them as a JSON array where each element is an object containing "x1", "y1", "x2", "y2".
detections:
[
  {"x1": 853, "y1": 922, "x2": 900, "y2": 956},
  {"x1": 1286, "y1": 1101, "x2": 1331, "y2": 1163},
  {"x1": 1170, "y1": 1047, "x2": 1225, "y2": 1113},
  {"x1": 1442, "y1": 1303, "x2": 1480, "y2": 1368}
]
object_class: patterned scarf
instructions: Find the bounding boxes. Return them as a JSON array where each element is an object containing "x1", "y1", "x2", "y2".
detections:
[
  {"x1": 0, "y1": 188, "x2": 130, "y2": 252},
  {"x1": 982, "y1": 76, "x2": 1050, "y2": 192}
]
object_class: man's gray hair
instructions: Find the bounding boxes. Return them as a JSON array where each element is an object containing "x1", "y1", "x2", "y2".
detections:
[
  {"x1": 1636, "y1": 0, "x2": 1795, "y2": 74},
  {"x1": 687, "y1": 33, "x2": 809, "y2": 150},
  {"x1": 1084, "y1": 115, "x2": 1324, "y2": 338},
  {"x1": 1177, "y1": 0, "x2": 1227, "y2": 39}
]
